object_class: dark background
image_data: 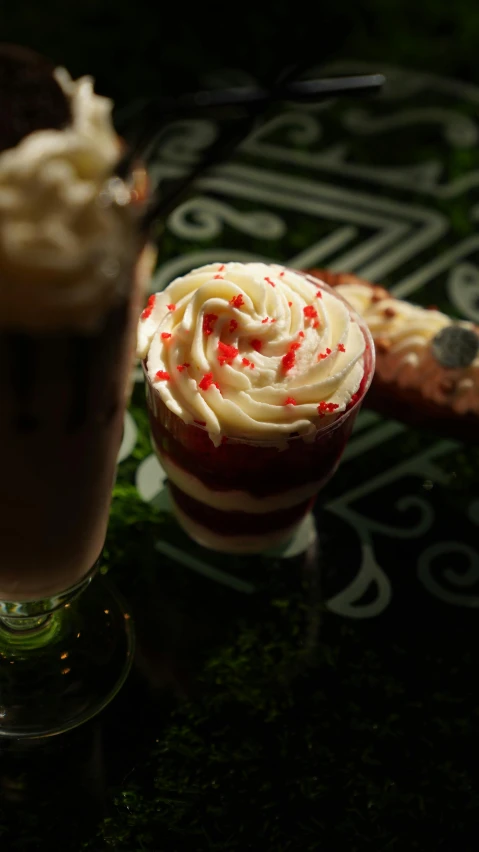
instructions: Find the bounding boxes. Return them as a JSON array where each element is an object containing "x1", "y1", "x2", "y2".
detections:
[
  {"x1": 3, "y1": 1, "x2": 479, "y2": 108},
  {"x1": 2, "y1": 5, "x2": 479, "y2": 851}
]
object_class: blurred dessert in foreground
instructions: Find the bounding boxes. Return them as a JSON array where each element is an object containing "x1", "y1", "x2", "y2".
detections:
[
  {"x1": 0, "y1": 45, "x2": 139, "y2": 331},
  {"x1": 138, "y1": 262, "x2": 374, "y2": 552},
  {"x1": 0, "y1": 45, "x2": 148, "y2": 600},
  {"x1": 309, "y1": 268, "x2": 479, "y2": 444}
]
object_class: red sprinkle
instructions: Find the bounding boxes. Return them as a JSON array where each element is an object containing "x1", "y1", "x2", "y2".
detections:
[
  {"x1": 161, "y1": 332, "x2": 172, "y2": 340},
  {"x1": 313, "y1": 320, "x2": 319, "y2": 329},
  {"x1": 217, "y1": 341, "x2": 239, "y2": 365},
  {"x1": 304, "y1": 305, "x2": 318, "y2": 320},
  {"x1": 218, "y1": 264, "x2": 225, "y2": 272},
  {"x1": 265, "y1": 276, "x2": 276, "y2": 287},
  {"x1": 155, "y1": 370, "x2": 170, "y2": 381},
  {"x1": 279, "y1": 271, "x2": 285, "y2": 277},
  {"x1": 242, "y1": 358, "x2": 251, "y2": 367},
  {"x1": 299, "y1": 331, "x2": 305, "y2": 338},
  {"x1": 316, "y1": 290, "x2": 322, "y2": 299},
  {"x1": 318, "y1": 347, "x2": 332, "y2": 361},
  {"x1": 249, "y1": 362, "x2": 255, "y2": 369},
  {"x1": 282, "y1": 350, "x2": 296, "y2": 373},
  {"x1": 288, "y1": 301, "x2": 292, "y2": 307},
  {"x1": 284, "y1": 397, "x2": 297, "y2": 406},
  {"x1": 229, "y1": 319, "x2": 238, "y2": 333},
  {"x1": 270, "y1": 318, "x2": 277, "y2": 323},
  {"x1": 251, "y1": 339, "x2": 263, "y2": 352},
  {"x1": 281, "y1": 333, "x2": 305, "y2": 373},
  {"x1": 167, "y1": 304, "x2": 176, "y2": 311},
  {"x1": 338, "y1": 343, "x2": 346, "y2": 353},
  {"x1": 176, "y1": 362, "x2": 190, "y2": 373},
  {"x1": 317, "y1": 401, "x2": 339, "y2": 417},
  {"x1": 203, "y1": 313, "x2": 218, "y2": 336},
  {"x1": 262, "y1": 317, "x2": 269, "y2": 324},
  {"x1": 141, "y1": 294, "x2": 155, "y2": 320},
  {"x1": 199, "y1": 372, "x2": 219, "y2": 391},
  {"x1": 194, "y1": 420, "x2": 206, "y2": 426},
  {"x1": 214, "y1": 274, "x2": 224, "y2": 280},
  {"x1": 230, "y1": 294, "x2": 244, "y2": 309}
]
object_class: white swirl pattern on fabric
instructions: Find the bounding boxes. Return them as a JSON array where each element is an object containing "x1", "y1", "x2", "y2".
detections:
[{"x1": 138, "y1": 262, "x2": 366, "y2": 445}]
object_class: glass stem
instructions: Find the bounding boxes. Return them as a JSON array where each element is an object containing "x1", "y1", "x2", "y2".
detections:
[{"x1": 0, "y1": 560, "x2": 100, "y2": 650}]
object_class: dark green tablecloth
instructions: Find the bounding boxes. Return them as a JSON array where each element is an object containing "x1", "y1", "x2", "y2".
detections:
[{"x1": 2, "y1": 62, "x2": 479, "y2": 851}]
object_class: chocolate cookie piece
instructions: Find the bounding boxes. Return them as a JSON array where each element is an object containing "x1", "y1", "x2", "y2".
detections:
[
  {"x1": 0, "y1": 43, "x2": 71, "y2": 153},
  {"x1": 306, "y1": 267, "x2": 479, "y2": 444}
]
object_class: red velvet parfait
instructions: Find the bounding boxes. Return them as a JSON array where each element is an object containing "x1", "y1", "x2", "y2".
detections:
[{"x1": 140, "y1": 265, "x2": 375, "y2": 552}]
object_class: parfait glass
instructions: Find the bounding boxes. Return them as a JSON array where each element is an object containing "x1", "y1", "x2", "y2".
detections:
[
  {"x1": 0, "y1": 173, "x2": 149, "y2": 738},
  {"x1": 142, "y1": 271, "x2": 375, "y2": 554}
]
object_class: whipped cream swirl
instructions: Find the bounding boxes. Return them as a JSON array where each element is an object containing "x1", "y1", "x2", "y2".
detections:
[
  {"x1": 139, "y1": 262, "x2": 367, "y2": 445},
  {"x1": 335, "y1": 282, "x2": 451, "y2": 358},
  {"x1": 0, "y1": 68, "x2": 139, "y2": 331}
]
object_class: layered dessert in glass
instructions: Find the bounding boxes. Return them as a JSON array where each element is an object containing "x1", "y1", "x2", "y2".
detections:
[
  {"x1": 138, "y1": 262, "x2": 375, "y2": 552},
  {"x1": 0, "y1": 52, "x2": 148, "y2": 602},
  {"x1": 0, "y1": 45, "x2": 153, "y2": 738}
]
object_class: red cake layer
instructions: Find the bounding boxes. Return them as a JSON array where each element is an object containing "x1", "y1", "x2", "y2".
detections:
[
  {"x1": 148, "y1": 401, "x2": 356, "y2": 497},
  {"x1": 168, "y1": 482, "x2": 315, "y2": 536},
  {"x1": 147, "y1": 348, "x2": 372, "y2": 498}
]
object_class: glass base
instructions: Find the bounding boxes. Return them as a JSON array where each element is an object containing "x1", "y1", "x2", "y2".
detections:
[{"x1": 0, "y1": 576, "x2": 134, "y2": 739}]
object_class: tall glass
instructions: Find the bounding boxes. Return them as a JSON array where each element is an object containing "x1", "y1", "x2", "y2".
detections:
[
  {"x1": 143, "y1": 273, "x2": 375, "y2": 553},
  {"x1": 0, "y1": 175, "x2": 149, "y2": 738}
]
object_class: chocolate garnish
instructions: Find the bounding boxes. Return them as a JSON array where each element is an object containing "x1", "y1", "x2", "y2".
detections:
[
  {"x1": 431, "y1": 325, "x2": 479, "y2": 369},
  {"x1": 0, "y1": 43, "x2": 71, "y2": 153}
]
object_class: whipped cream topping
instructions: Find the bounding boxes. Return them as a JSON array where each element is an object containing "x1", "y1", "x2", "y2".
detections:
[
  {"x1": 139, "y1": 262, "x2": 367, "y2": 445},
  {"x1": 0, "y1": 68, "x2": 139, "y2": 331},
  {"x1": 335, "y1": 282, "x2": 452, "y2": 357}
]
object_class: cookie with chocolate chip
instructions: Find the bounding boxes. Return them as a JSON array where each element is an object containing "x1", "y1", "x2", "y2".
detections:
[{"x1": 307, "y1": 268, "x2": 479, "y2": 444}]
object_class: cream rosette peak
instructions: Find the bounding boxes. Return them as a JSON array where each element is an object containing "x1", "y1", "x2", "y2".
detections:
[{"x1": 138, "y1": 262, "x2": 366, "y2": 446}]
